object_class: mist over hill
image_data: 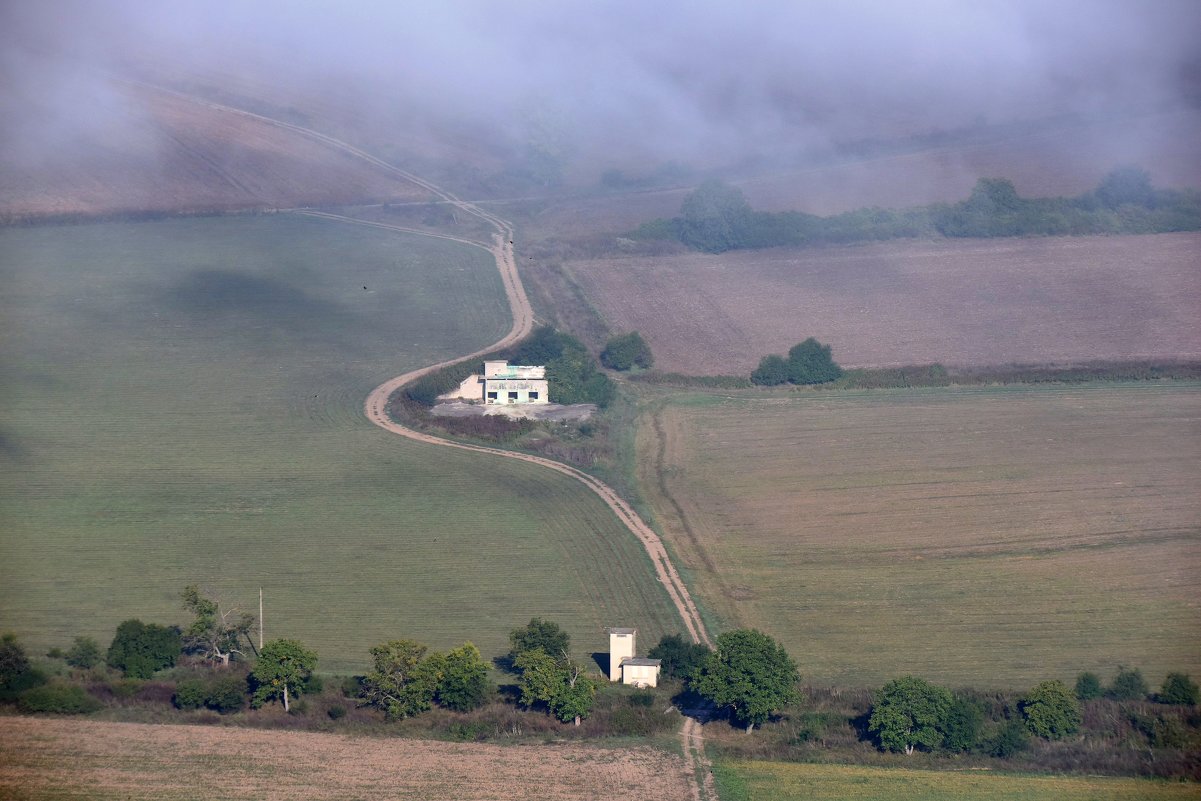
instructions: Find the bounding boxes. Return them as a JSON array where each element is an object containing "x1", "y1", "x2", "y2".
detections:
[{"x1": 2, "y1": 0, "x2": 1200, "y2": 212}]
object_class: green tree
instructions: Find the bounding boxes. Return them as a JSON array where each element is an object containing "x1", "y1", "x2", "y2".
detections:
[
  {"x1": 1021, "y1": 680, "x2": 1081, "y2": 740},
  {"x1": 600, "y1": 331, "x2": 653, "y2": 371},
  {"x1": 436, "y1": 642, "x2": 492, "y2": 712},
  {"x1": 751, "y1": 354, "x2": 790, "y2": 386},
  {"x1": 1159, "y1": 673, "x2": 1199, "y2": 706},
  {"x1": 787, "y1": 338, "x2": 842, "y2": 384},
  {"x1": 65, "y1": 636, "x2": 102, "y2": 670},
  {"x1": 360, "y1": 639, "x2": 443, "y2": 720},
  {"x1": 514, "y1": 649, "x2": 597, "y2": 725},
  {"x1": 1108, "y1": 667, "x2": 1149, "y2": 701},
  {"x1": 509, "y1": 618, "x2": 570, "y2": 664},
  {"x1": 1096, "y1": 166, "x2": 1155, "y2": 209},
  {"x1": 691, "y1": 629, "x2": 799, "y2": 732},
  {"x1": 250, "y1": 639, "x2": 316, "y2": 712},
  {"x1": 679, "y1": 180, "x2": 754, "y2": 253},
  {"x1": 942, "y1": 695, "x2": 984, "y2": 752},
  {"x1": 106, "y1": 620, "x2": 182, "y2": 679},
  {"x1": 0, "y1": 633, "x2": 46, "y2": 700},
  {"x1": 181, "y1": 585, "x2": 256, "y2": 667},
  {"x1": 1075, "y1": 671, "x2": 1103, "y2": 700},
  {"x1": 647, "y1": 634, "x2": 710, "y2": 681},
  {"x1": 868, "y1": 676, "x2": 952, "y2": 754}
]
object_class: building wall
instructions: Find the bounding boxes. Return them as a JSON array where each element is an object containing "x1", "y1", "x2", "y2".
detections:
[
  {"x1": 609, "y1": 631, "x2": 635, "y2": 682},
  {"x1": 439, "y1": 374, "x2": 485, "y2": 401},
  {"x1": 484, "y1": 378, "x2": 549, "y2": 404},
  {"x1": 622, "y1": 664, "x2": 659, "y2": 688}
]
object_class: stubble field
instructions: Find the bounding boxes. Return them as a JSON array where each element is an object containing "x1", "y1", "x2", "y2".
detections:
[
  {"x1": 0, "y1": 215, "x2": 679, "y2": 671},
  {"x1": 566, "y1": 232, "x2": 1201, "y2": 373},
  {"x1": 636, "y1": 383, "x2": 1201, "y2": 686},
  {"x1": 0, "y1": 717, "x2": 694, "y2": 800}
]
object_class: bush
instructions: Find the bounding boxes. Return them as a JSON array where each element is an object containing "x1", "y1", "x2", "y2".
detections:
[
  {"x1": 18, "y1": 683, "x2": 102, "y2": 714},
  {"x1": 1, "y1": 633, "x2": 47, "y2": 701},
  {"x1": 600, "y1": 332, "x2": 653, "y2": 371},
  {"x1": 1108, "y1": 667, "x2": 1149, "y2": 701},
  {"x1": 984, "y1": 717, "x2": 1030, "y2": 757},
  {"x1": 1075, "y1": 671, "x2": 1103, "y2": 700},
  {"x1": 787, "y1": 338, "x2": 842, "y2": 385},
  {"x1": 751, "y1": 354, "x2": 790, "y2": 386},
  {"x1": 206, "y1": 674, "x2": 247, "y2": 714},
  {"x1": 106, "y1": 620, "x2": 181, "y2": 679},
  {"x1": 65, "y1": 637, "x2": 102, "y2": 670},
  {"x1": 327, "y1": 704, "x2": 347, "y2": 720},
  {"x1": 1021, "y1": 680, "x2": 1081, "y2": 740},
  {"x1": 942, "y1": 695, "x2": 984, "y2": 752},
  {"x1": 173, "y1": 678, "x2": 207, "y2": 710},
  {"x1": 1159, "y1": 673, "x2": 1199, "y2": 706}
]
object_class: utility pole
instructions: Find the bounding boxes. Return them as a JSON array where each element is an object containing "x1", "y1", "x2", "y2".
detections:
[{"x1": 259, "y1": 587, "x2": 264, "y2": 650}]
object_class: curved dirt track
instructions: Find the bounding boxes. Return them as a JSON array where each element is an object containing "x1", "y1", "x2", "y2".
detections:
[{"x1": 147, "y1": 82, "x2": 715, "y2": 799}]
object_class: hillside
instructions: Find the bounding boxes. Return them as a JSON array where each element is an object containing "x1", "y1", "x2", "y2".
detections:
[{"x1": 0, "y1": 79, "x2": 434, "y2": 219}]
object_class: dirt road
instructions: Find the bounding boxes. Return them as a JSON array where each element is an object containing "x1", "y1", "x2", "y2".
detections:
[{"x1": 149, "y1": 83, "x2": 715, "y2": 800}]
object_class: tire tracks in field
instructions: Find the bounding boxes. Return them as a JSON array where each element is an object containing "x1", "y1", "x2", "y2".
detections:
[{"x1": 137, "y1": 81, "x2": 716, "y2": 799}]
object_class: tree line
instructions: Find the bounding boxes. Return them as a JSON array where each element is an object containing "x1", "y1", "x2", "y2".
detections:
[
  {"x1": 2, "y1": 590, "x2": 1197, "y2": 776},
  {"x1": 632, "y1": 167, "x2": 1201, "y2": 254}
]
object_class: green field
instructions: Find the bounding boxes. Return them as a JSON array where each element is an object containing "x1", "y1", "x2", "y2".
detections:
[
  {"x1": 0, "y1": 216, "x2": 680, "y2": 671},
  {"x1": 636, "y1": 384, "x2": 1201, "y2": 687},
  {"x1": 715, "y1": 761, "x2": 1201, "y2": 801}
]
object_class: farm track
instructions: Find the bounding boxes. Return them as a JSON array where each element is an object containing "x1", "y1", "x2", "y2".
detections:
[{"x1": 143, "y1": 82, "x2": 715, "y2": 799}]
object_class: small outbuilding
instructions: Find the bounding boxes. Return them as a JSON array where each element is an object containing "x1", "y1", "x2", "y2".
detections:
[{"x1": 606, "y1": 626, "x2": 661, "y2": 688}]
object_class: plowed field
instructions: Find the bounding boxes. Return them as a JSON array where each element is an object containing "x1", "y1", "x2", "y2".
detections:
[
  {"x1": 637, "y1": 383, "x2": 1201, "y2": 686},
  {"x1": 0, "y1": 717, "x2": 694, "y2": 800},
  {"x1": 569, "y1": 232, "x2": 1201, "y2": 373}
]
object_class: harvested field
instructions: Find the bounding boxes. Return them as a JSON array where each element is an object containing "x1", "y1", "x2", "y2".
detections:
[
  {"x1": 716, "y1": 760, "x2": 1201, "y2": 801},
  {"x1": 636, "y1": 384, "x2": 1201, "y2": 686},
  {"x1": 567, "y1": 233, "x2": 1201, "y2": 374},
  {"x1": 0, "y1": 80, "x2": 432, "y2": 218},
  {"x1": 0, "y1": 216, "x2": 679, "y2": 671},
  {"x1": 0, "y1": 717, "x2": 694, "y2": 800}
]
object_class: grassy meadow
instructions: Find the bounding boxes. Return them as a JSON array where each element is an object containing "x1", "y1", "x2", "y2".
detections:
[
  {"x1": 636, "y1": 384, "x2": 1201, "y2": 687},
  {"x1": 0, "y1": 215, "x2": 680, "y2": 672},
  {"x1": 714, "y1": 760, "x2": 1201, "y2": 801}
]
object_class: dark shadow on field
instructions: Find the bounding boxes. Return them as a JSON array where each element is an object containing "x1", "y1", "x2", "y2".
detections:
[
  {"x1": 590, "y1": 651, "x2": 608, "y2": 675},
  {"x1": 161, "y1": 269, "x2": 356, "y2": 346},
  {"x1": 671, "y1": 685, "x2": 718, "y2": 724}
]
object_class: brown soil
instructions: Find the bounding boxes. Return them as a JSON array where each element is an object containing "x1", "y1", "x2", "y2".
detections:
[
  {"x1": 567, "y1": 232, "x2": 1201, "y2": 374},
  {"x1": 0, "y1": 80, "x2": 433, "y2": 218},
  {"x1": 0, "y1": 717, "x2": 694, "y2": 800}
]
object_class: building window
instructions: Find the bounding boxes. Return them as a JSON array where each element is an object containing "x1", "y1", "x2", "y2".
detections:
[
  {"x1": 508, "y1": 391, "x2": 519, "y2": 400},
  {"x1": 528, "y1": 391, "x2": 539, "y2": 400},
  {"x1": 486, "y1": 391, "x2": 497, "y2": 400}
]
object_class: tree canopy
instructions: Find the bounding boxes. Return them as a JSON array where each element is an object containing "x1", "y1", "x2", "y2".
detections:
[
  {"x1": 435, "y1": 642, "x2": 493, "y2": 712},
  {"x1": 647, "y1": 634, "x2": 711, "y2": 681},
  {"x1": 181, "y1": 585, "x2": 255, "y2": 667},
  {"x1": 868, "y1": 676, "x2": 952, "y2": 754},
  {"x1": 678, "y1": 179, "x2": 754, "y2": 253},
  {"x1": 1158, "y1": 673, "x2": 1198, "y2": 706},
  {"x1": 1021, "y1": 680, "x2": 1081, "y2": 740},
  {"x1": 250, "y1": 638, "x2": 316, "y2": 712},
  {"x1": 514, "y1": 648, "x2": 598, "y2": 725},
  {"x1": 106, "y1": 620, "x2": 182, "y2": 679},
  {"x1": 1108, "y1": 667, "x2": 1149, "y2": 701},
  {"x1": 691, "y1": 629, "x2": 799, "y2": 732},
  {"x1": 508, "y1": 618, "x2": 570, "y2": 663},
  {"x1": 787, "y1": 338, "x2": 843, "y2": 384},
  {"x1": 600, "y1": 331, "x2": 653, "y2": 371}
]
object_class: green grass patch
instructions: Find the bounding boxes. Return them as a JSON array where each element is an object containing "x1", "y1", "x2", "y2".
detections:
[
  {"x1": 0, "y1": 216, "x2": 679, "y2": 672},
  {"x1": 717, "y1": 760, "x2": 1201, "y2": 800}
]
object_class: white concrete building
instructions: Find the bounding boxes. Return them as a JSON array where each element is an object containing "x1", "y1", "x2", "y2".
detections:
[
  {"x1": 606, "y1": 627, "x2": 661, "y2": 688},
  {"x1": 438, "y1": 360, "x2": 549, "y2": 404}
]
